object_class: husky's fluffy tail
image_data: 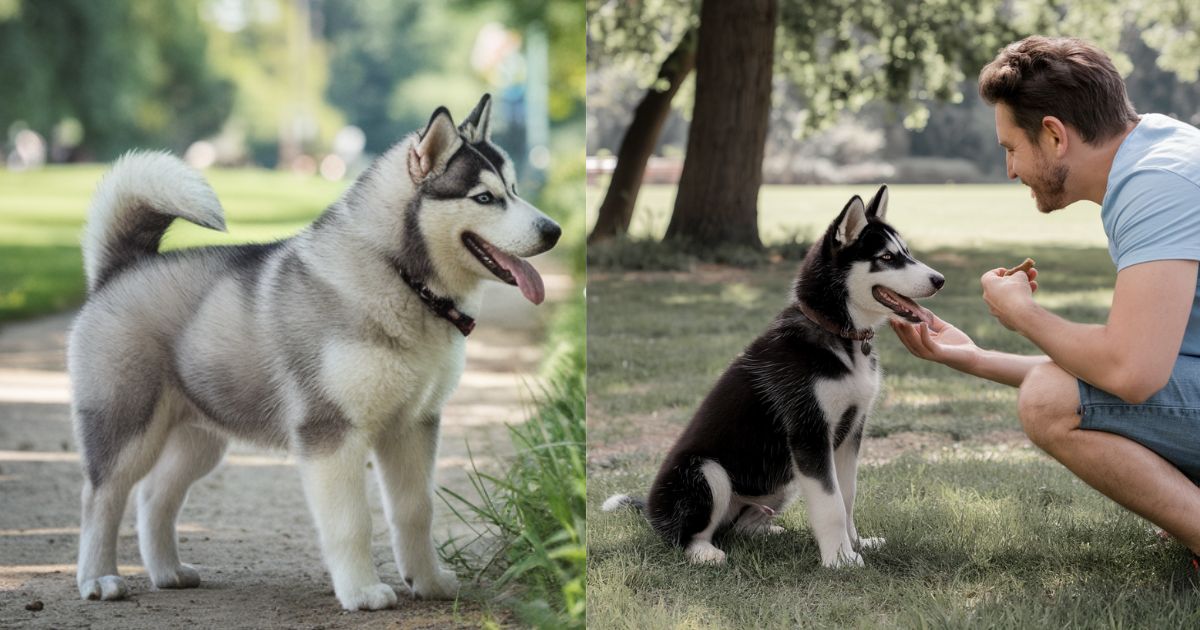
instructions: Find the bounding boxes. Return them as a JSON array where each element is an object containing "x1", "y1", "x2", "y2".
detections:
[
  {"x1": 601, "y1": 494, "x2": 646, "y2": 514},
  {"x1": 82, "y1": 151, "x2": 226, "y2": 293}
]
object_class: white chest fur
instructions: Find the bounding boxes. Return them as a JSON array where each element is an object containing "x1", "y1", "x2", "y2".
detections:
[
  {"x1": 812, "y1": 350, "x2": 880, "y2": 436},
  {"x1": 318, "y1": 337, "x2": 465, "y2": 432}
]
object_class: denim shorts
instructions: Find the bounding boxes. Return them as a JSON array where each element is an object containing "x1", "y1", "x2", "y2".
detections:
[{"x1": 1077, "y1": 354, "x2": 1200, "y2": 484}]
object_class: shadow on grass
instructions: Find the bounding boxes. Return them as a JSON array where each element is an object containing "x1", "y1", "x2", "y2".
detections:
[{"x1": 588, "y1": 458, "x2": 1199, "y2": 628}]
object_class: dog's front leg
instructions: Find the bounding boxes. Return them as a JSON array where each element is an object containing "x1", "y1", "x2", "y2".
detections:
[
  {"x1": 299, "y1": 438, "x2": 397, "y2": 611},
  {"x1": 373, "y1": 415, "x2": 460, "y2": 599},
  {"x1": 794, "y1": 445, "x2": 862, "y2": 569},
  {"x1": 834, "y1": 425, "x2": 884, "y2": 552}
]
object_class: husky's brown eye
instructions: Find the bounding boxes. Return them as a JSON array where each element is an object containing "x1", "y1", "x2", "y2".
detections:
[
  {"x1": 471, "y1": 192, "x2": 494, "y2": 204},
  {"x1": 880, "y1": 253, "x2": 894, "y2": 262}
]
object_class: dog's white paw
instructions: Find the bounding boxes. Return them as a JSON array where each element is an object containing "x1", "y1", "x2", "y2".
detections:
[
  {"x1": 685, "y1": 541, "x2": 727, "y2": 565},
  {"x1": 338, "y1": 582, "x2": 398, "y2": 611},
  {"x1": 79, "y1": 575, "x2": 128, "y2": 601},
  {"x1": 823, "y1": 549, "x2": 864, "y2": 569},
  {"x1": 150, "y1": 563, "x2": 201, "y2": 589},
  {"x1": 408, "y1": 568, "x2": 460, "y2": 600},
  {"x1": 857, "y1": 536, "x2": 886, "y2": 551},
  {"x1": 763, "y1": 524, "x2": 786, "y2": 536}
]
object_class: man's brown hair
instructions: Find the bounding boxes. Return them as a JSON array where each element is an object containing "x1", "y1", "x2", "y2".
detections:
[{"x1": 978, "y1": 36, "x2": 1139, "y2": 144}]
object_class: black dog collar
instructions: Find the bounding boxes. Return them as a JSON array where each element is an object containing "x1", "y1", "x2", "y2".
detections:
[{"x1": 397, "y1": 268, "x2": 475, "y2": 337}]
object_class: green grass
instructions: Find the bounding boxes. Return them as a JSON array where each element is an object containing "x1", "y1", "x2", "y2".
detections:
[
  {"x1": 441, "y1": 294, "x2": 586, "y2": 629},
  {"x1": 0, "y1": 166, "x2": 343, "y2": 323},
  {"x1": 586, "y1": 183, "x2": 1109, "y2": 249},
  {"x1": 586, "y1": 185, "x2": 1200, "y2": 627}
]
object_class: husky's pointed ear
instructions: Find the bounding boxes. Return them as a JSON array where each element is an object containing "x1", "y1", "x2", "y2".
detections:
[
  {"x1": 409, "y1": 107, "x2": 463, "y2": 182},
  {"x1": 834, "y1": 196, "x2": 869, "y2": 248},
  {"x1": 865, "y1": 184, "x2": 888, "y2": 221},
  {"x1": 458, "y1": 94, "x2": 493, "y2": 143}
]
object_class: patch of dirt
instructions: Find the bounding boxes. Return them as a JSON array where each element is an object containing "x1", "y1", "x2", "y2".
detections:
[{"x1": 0, "y1": 270, "x2": 571, "y2": 629}]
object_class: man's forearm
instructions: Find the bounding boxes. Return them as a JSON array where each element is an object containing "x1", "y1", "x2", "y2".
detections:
[
  {"x1": 961, "y1": 348, "x2": 1051, "y2": 387},
  {"x1": 1012, "y1": 304, "x2": 1116, "y2": 391}
]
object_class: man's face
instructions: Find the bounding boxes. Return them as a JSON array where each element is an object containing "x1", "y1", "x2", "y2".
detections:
[{"x1": 995, "y1": 103, "x2": 1069, "y2": 214}]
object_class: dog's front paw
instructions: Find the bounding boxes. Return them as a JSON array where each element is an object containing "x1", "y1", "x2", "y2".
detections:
[
  {"x1": 823, "y1": 548, "x2": 864, "y2": 569},
  {"x1": 338, "y1": 582, "x2": 398, "y2": 611},
  {"x1": 685, "y1": 541, "x2": 727, "y2": 565},
  {"x1": 79, "y1": 575, "x2": 128, "y2": 601},
  {"x1": 408, "y1": 568, "x2": 460, "y2": 600},
  {"x1": 856, "y1": 536, "x2": 886, "y2": 551},
  {"x1": 150, "y1": 563, "x2": 201, "y2": 589}
]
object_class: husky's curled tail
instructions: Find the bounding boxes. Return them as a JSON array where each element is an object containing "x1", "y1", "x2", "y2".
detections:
[
  {"x1": 601, "y1": 494, "x2": 647, "y2": 514},
  {"x1": 82, "y1": 151, "x2": 226, "y2": 293}
]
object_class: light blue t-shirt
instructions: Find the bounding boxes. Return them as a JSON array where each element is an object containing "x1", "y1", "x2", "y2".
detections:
[{"x1": 1102, "y1": 113, "x2": 1200, "y2": 357}]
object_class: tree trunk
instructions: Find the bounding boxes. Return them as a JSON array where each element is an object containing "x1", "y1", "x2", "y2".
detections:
[
  {"x1": 589, "y1": 28, "x2": 697, "y2": 245},
  {"x1": 665, "y1": 0, "x2": 777, "y2": 249}
]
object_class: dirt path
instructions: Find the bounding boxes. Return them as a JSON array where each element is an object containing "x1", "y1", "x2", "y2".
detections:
[{"x1": 0, "y1": 266, "x2": 572, "y2": 629}]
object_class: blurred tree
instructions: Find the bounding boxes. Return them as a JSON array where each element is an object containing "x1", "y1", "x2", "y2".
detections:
[
  {"x1": 0, "y1": 0, "x2": 232, "y2": 160},
  {"x1": 665, "y1": 0, "x2": 776, "y2": 249},
  {"x1": 321, "y1": 0, "x2": 428, "y2": 154},
  {"x1": 588, "y1": 27, "x2": 695, "y2": 244}
]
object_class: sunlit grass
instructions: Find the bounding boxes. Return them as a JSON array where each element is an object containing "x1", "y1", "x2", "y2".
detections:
[
  {"x1": 0, "y1": 166, "x2": 342, "y2": 323},
  {"x1": 586, "y1": 183, "x2": 1109, "y2": 248},
  {"x1": 586, "y1": 186, "x2": 1200, "y2": 626}
]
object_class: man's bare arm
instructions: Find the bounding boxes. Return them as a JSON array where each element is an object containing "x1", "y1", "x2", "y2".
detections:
[{"x1": 1001, "y1": 260, "x2": 1197, "y2": 402}]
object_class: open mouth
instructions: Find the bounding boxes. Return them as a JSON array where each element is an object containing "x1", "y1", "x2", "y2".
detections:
[
  {"x1": 461, "y1": 232, "x2": 545, "y2": 305},
  {"x1": 872, "y1": 286, "x2": 931, "y2": 324}
]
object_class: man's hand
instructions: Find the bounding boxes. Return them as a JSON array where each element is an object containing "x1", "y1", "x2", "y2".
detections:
[
  {"x1": 981, "y1": 265, "x2": 1039, "y2": 331},
  {"x1": 889, "y1": 310, "x2": 981, "y2": 372}
]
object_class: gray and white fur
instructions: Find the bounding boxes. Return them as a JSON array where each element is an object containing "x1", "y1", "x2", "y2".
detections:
[{"x1": 69, "y1": 94, "x2": 561, "y2": 610}]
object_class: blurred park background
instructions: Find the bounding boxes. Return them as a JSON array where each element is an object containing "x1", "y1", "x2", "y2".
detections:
[
  {"x1": 0, "y1": 0, "x2": 585, "y2": 322},
  {"x1": 586, "y1": 0, "x2": 1200, "y2": 249}
]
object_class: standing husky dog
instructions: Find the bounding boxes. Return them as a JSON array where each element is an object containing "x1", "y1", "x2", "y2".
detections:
[
  {"x1": 604, "y1": 186, "x2": 942, "y2": 567},
  {"x1": 70, "y1": 95, "x2": 561, "y2": 610}
]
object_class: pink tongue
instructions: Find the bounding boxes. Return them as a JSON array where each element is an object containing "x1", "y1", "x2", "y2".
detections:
[{"x1": 488, "y1": 247, "x2": 545, "y2": 305}]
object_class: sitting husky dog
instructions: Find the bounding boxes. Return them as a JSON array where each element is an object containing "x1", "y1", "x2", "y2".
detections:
[
  {"x1": 70, "y1": 95, "x2": 560, "y2": 609},
  {"x1": 604, "y1": 186, "x2": 941, "y2": 567}
]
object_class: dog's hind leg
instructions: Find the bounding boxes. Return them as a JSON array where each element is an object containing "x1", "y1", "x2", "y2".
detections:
[
  {"x1": 299, "y1": 435, "x2": 397, "y2": 611},
  {"x1": 834, "y1": 424, "x2": 884, "y2": 552},
  {"x1": 136, "y1": 419, "x2": 226, "y2": 589},
  {"x1": 682, "y1": 459, "x2": 733, "y2": 564},
  {"x1": 76, "y1": 399, "x2": 174, "y2": 600},
  {"x1": 372, "y1": 416, "x2": 459, "y2": 600}
]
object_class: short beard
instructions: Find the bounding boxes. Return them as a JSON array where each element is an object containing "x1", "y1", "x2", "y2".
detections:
[{"x1": 1031, "y1": 157, "x2": 1070, "y2": 214}]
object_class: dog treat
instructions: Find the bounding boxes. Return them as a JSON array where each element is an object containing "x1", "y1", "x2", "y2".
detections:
[{"x1": 1003, "y1": 257, "x2": 1035, "y2": 276}]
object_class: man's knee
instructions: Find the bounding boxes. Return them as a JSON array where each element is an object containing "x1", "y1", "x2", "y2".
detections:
[{"x1": 1017, "y1": 362, "x2": 1081, "y2": 448}]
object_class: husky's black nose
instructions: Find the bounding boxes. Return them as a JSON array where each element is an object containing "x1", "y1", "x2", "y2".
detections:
[
  {"x1": 540, "y1": 219, "x2": 562, "y2": 248},
  {"x1": 930, "y1": 274, "x2": 945, "y2": 290}
]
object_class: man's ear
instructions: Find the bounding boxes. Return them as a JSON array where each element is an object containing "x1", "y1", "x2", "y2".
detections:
[
  {"x1": 865, "y1": 184, "x2": 888, "y2": 221},
  {"x1": 409, "y1": 107, "x2": 462, "y2": 182},
  {"x1": 458, "y1": 94, "x2": 492, "y2": 144},
  {"x1": 1041, "y1": 115, "x2": 1069, "y2": 158},
  {"x1": 833, "y1": 196, "x2": 868, "y2": 248}
]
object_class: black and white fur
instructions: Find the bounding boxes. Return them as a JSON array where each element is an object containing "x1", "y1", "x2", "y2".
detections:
[
  {"x1": 69, "y1": 95, "x2": 561, "y2": 610},
  {"x1": 603, "y1": 186, "x2": 943, "y2": 567}
]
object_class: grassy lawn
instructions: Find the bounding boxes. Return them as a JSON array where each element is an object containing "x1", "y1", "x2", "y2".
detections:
[
  {"x1": 586, "y1": 185, "x2": 1200, "y2": 628},
  {"x1": 0, "y1": 166, "x2": 343, "y2": 323}
]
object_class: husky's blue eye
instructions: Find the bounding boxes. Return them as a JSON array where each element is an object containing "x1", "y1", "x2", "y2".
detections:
[{"x1": 471, "y1": 192, "x2": 494, "y2": 204}]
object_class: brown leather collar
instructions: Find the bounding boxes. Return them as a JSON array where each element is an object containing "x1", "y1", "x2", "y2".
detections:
[
  {"x1": 396, "y1": 267, "x2": 475, "y2": 337},
  {"x1": 795, "y1": 300, "x2": 874, "y2": 341}
]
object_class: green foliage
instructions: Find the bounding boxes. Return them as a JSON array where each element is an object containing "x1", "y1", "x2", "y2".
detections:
[
  {"x1": 441, "y1": 296, "x2": 586, "y2": 629},
  {"x1": 0, "y1": 0, "x2": 232, "y2": 158}
]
